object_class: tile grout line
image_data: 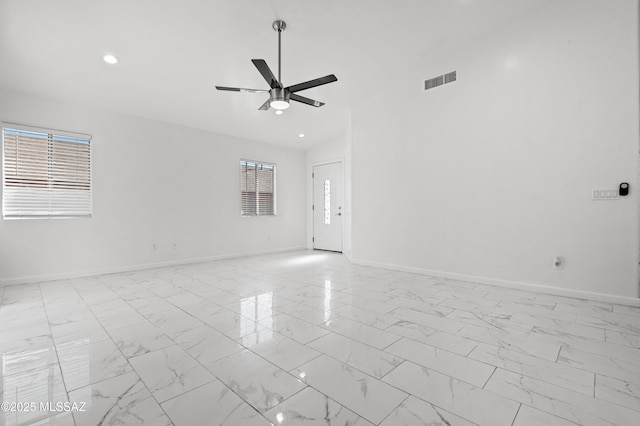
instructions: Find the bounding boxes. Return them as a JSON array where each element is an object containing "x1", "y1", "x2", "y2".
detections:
[
  {"x1": 374, "y1": 394, "x2": 410, "y2": 426},
  {"x1": 481, "y1": 365, "x2": 498, "y2": 390},
  {"x1": 509, "y1": 403, "x2": 522, "y2": 426},
  {"x1": 38, "y1": 282, "x2": 73, "y2": 425}
]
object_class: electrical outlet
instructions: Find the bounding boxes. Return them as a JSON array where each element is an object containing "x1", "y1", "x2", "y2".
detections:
[
  {"x1": 553, "y1": 256, "x2": 564, "y2": 270},
  {"x1": 152, "y1": 243, "x2": 158, "y2": 251},
  {"x1": 172, "y1": 243, "x2": 177, "y2": 250}
]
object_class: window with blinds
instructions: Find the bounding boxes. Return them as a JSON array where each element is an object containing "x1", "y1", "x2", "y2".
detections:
[
  {"x1": 240, "y1": 159, "x2": 275, "y2": 216},
  {"x1": 2, "y1": 124, "x2": 92, "y2": 218}
]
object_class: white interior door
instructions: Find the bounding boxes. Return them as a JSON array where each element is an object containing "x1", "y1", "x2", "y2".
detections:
[{"x1": 313, "y1": 162, "x2": 343, "y2": 252}]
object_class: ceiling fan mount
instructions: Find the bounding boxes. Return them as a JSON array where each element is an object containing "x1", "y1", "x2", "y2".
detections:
[
  {"x1": 272, "y1": 20, "x2": 286, "y2": 32},
  {"x1": 215, "y1": 20, "x2": 337, "y2": 111}
]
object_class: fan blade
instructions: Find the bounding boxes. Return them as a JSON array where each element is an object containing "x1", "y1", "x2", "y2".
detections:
[
  {"x1": 290, "y1": 94, "x2": 325, "y2": 108},
  {"x1": 252, "y1": 59, "x2": 282, "y2": 89},
  {"x1": 286, "y1": 74, "x2": 337, "y2": 93},
  {"x1": 215, "y1": 86, "x2": 268, "y2": 93},
  {"x1": 258, "y1": 99, "x2": 270, "y2": 110}
]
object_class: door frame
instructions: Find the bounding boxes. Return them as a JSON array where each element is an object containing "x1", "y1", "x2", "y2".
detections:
[{"x1": 311, "y1": 159, "x2": 345, "y2": 252}]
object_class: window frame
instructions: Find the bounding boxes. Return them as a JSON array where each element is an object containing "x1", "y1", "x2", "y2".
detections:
[
  {"x1": 240, "y1": 158, "x2": 277, "y2": 217},
  {"x1": 2, "y1": 122, "x2": 92, "y2": 220}
]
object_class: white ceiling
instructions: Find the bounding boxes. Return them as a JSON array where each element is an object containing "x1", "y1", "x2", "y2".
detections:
[{"x1": 0, "y1": 0, "x2": 551, "y2": 149}]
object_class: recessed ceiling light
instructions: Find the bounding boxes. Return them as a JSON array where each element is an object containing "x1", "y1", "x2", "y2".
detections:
[
  {"x1": 275, "y1": 110, "x2": 283, "y2": 115},
  {"x1": 298, "y1": 133, "x2": 305, "y2": 138},
  {"x1": 103, "y1": 54, "x2": 118, "y2": 64}
]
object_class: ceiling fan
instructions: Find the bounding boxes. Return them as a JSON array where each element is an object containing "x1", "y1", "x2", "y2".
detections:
[{"x1": 215, "y1": 20, "x2": 337, "y2": 111}]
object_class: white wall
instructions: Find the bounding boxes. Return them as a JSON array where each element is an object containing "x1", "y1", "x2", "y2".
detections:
[
  {"x1": 350, "y1": 0, "x2": 639, "y2": 301},
  {"x1": 0, "y1": 89, "x2": 306, "y2": 285}
]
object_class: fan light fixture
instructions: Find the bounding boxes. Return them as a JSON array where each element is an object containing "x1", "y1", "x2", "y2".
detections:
[
  {"x1": 269, "y1": 84, "x2": 290, "y2": 110},
  {"x1": 270, "y1": 100, "x2": 289, "y2": 110}
]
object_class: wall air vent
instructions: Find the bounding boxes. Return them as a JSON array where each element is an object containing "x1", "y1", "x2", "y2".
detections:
[
  {"x1": 444, "y1": 70, "x2": 457, "y2": 83},
  {"x1": 425, "y1": 75, "x2": 444, "y2": 90},
  {"x1": 425, "y1": 70, "x2": 457, "y2": 90}
]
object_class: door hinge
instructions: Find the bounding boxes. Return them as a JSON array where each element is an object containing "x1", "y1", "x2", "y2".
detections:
[
  {"x1": 312, "y1": 172, "x2": 314, "y2": 178},
  {"x1": 312, "y1": 204, "x2": 314, "y2": 210},
  {"x1": 312, "y1": 237, "x2": 315, "y2": 242}
]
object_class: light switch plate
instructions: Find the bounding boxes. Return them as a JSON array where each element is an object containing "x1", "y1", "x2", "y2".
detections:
[{"x1": 592, "y1": 189, "x2": 619, "y2": 200}]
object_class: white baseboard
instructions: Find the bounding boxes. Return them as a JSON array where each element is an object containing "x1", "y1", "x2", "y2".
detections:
[
  {"x1": 6, "y1": 250, "x2": 639, "y2": 307},
  {"x1": 0, "y1": 246, "x2": 306, "y2": 287},
  {"x1": 350, "y1": 257, "x2": 640, "y2": 307},
  {"x1": 343, "y1": 251, "x2": 354, "y2": 263}
]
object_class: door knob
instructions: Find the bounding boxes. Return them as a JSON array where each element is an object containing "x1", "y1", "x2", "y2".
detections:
[{"x1": 336, "y1": 212, "x2": 342, "y2": 216}]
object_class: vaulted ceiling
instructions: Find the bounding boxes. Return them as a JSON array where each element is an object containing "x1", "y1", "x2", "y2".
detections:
[{"x1": 0, "y1": 0, "x2": 551, "y2": 149}]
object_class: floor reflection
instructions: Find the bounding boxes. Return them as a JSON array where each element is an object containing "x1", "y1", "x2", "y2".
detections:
[
  {"x1": 324, "y1": 280, "x2": 332, "y2": 323},
  {"x1": 239, "y1": 292, "x2": 274, "y2": 346}
]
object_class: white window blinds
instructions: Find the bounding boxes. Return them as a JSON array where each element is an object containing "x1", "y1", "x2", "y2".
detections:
[
  {"x1": 240, "y1": 160, "x2": 275, "y2": 216},
  {"x1": 2, "y1": 124, "x2": 92, "y2": 218}
]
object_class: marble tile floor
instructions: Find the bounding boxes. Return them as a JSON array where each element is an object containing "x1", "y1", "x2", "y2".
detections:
[{"x1": 0, "y1": 250, "x2": 639, "y2": 426}]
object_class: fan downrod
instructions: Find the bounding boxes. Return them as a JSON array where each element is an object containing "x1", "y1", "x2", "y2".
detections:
[{"x1": 272, "y1": 20, "x2": 286, "y2": 84}]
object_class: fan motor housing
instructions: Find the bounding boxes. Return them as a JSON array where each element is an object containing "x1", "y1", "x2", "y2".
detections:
[{"x1": 270, "y1": 88, "x2": 290, "y2": 103}]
